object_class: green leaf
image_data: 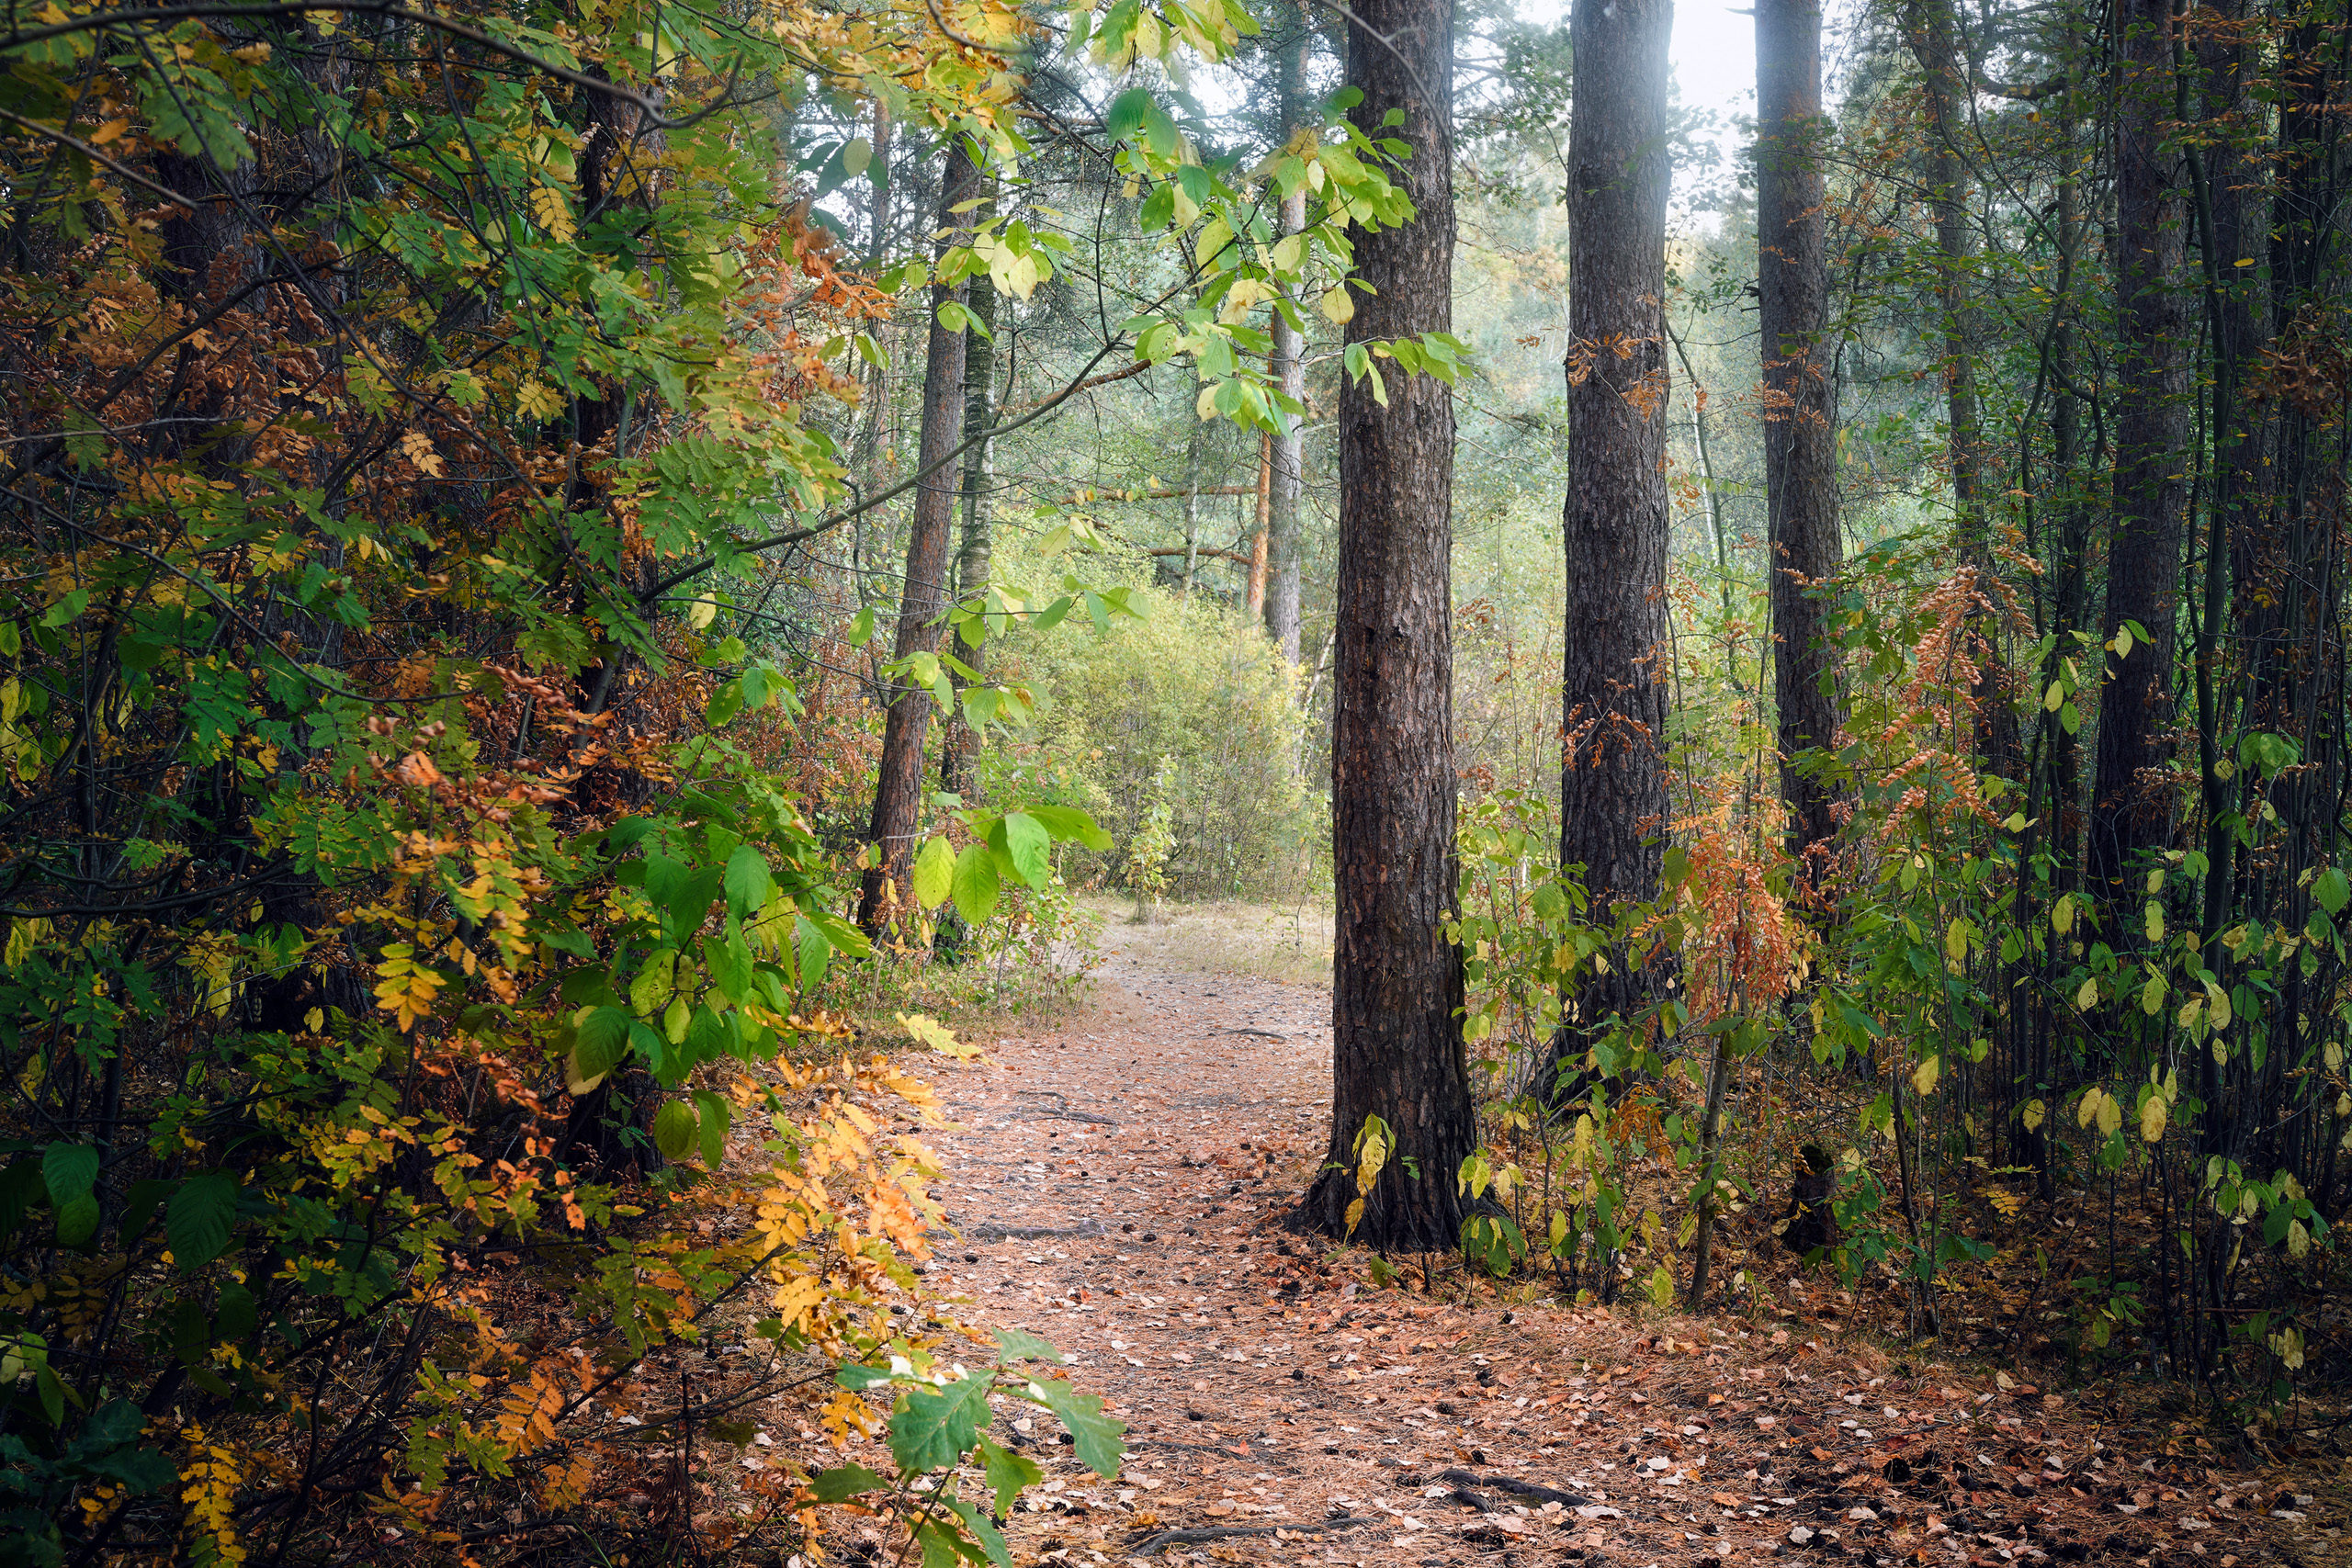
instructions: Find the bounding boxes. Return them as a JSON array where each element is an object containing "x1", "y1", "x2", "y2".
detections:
[
  {"x1": 42, "y1": 1143, "x2": 97, "y2": 1207},
  {"x1": 54, "y1": 1193, "x2": 99, "y2": 1248},
  {"x1": 836, "y1": 1361, "x2": 901, "y2": 1391},
  {"x1": 812, "y1": 1463, "x2": 890, "y2": 1503},
  {"x1": 691, "y1": 1089, "x2": 730, "y2": 1168},
  {"x1": 911, "y1": 835, "x2": 956, "y2": 908},
  {"x1": 653, "y1": 1100, "x2": 700, "y2": 1162},
  {"x1": 991, "y1": 1327, "x2": 1065, "y2": 1364},
  {"x1": 849, "y1": 604, "x2": 876, "y2": 648},
  {"x1": 888, "y1": 1371, "x2": 996, "y2": 1472},
  {"x1": 1022, "y1": 805, "x2": 1114, "y2": 852},
  {"x1": 1105, "y1": 85, "x2": 1154, "y2": 142},
  {"x1": 950, "y1": 844, "x2": 1001, "y2": 926},
  {"x1": 913, "y1": 1519, "x2": 971, "y2": 1568},
  {"x1": 974, "y1": 1435, "x2": 1042, "y2": 1518},
  {"x1": 2314, "y1": 867, "x2": 2349, "y2": 917},
  {"x1": 998, "y1": 811, "x2": 1052, "y2": 890},
  {"x1": 1032, "y1": 1381, "x2": 1125, "y2": 1478},
  {"x1": 575, "y1": 1006, "x2": 635, "y2": 1079},
  {"x1": 795, "y1": 914, "x2": 833, "y2": 992},
  {"x1": 723, "y1": 845, "x2": 775, "y2": 917},
  {"x1": 944, "y1": 1496, "x2": 1013, "y2": 1568},
  {"x1": 165, "y1": 1172, "x2": 237, "y2": 1270}
]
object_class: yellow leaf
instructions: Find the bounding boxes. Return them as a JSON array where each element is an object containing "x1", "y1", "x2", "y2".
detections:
[
  {"x1": 2075, "y1": 976, "x2": 2098, "y2": 1011},
  {"x1": 2139, "y1": 1093, "x2": 2167, "y2": 1142},
  {"x1": 1319, "y1": 286, "x2": 1355, "y2": 325},
  {"x1": 1944, "y1": 918, "x2": 1969, "y2": 963},
  {"x1": 398, "y1": 430, "x2": 446, "y2": 478},
  {"x1": 529, "y1": 183, "x2": 575, "y2": 240},
  {"x1": 684, "y1": 597, "x2": 716, "y2": 630},
  {"x1": 2098, "y1": 1091, "x2": 2122, "y2": 1137},
  {"x1": 2052, "y1": 894, "x2": 2075, "y2": 936},
  {"x1": 1911, "y1": 1055, "x2": 1940, "y2": 1097},
  {"x1": 2077, "y1": 1088, "x2": 2104, "y2": 1129},
  {"x1": 2020, "y1": 1098, "x2": 2045, "y2": 1132},
  {"x1": 1343, "y1": 1197, "x2": 1365, "y2": 1237},
  {"x1": 2144, "y1": 902, "x2": 2165, "y2": 942},
  {"x1": 1195, "y1": 382, "x2": 1220, "y2": 421}
]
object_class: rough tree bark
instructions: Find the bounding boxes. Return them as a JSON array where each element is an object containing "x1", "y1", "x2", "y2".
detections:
[
  {"x1": 1265, "y1": 0, "x2": 1311, "y2": 663},
  {"x1": 1554, "y1": 0, "x2": 1674, "y2": 1056},
  {"x1": 1756, "y1": 0, "x2": 1843, "y2": 874},
  {"x1": 1298, "y1": 0, "x2": 1477, "y2": 1249},
  {"x1": 940, "y1": 272, "x2": 999, "y2": 807},
  {"x1": 2089, "y1": 0, "x2": 2188, "y2": 911},
  {"x1": 858, "y1": 141, "x2": 978, "y2": 934}
]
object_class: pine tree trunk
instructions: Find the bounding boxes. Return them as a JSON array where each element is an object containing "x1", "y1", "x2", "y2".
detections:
[
  {"x1": 1300, "y1": 0, "x2": 1477, "y2": 1250},
  {"x1": 2089, "y1": 0, "x2": 2188, "y2": 910},
  {"x1": 1555, "y1": 0, "x2": 1674, "y2": 1055},
  {"x1": 858, "y1": 142, "x2": 978, "y2": 934},
  {"x1": 1756, "y1": 0, "x2": 1843, "y2": 874}
]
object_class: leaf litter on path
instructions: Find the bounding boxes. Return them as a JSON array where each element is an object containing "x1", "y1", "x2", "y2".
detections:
[{"x1": 881, "y1": 938, "x2": 2324, "y2": 1568}]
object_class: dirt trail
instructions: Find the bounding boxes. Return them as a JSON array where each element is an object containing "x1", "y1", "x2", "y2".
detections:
[{"x1": 906, "y1": 932, "x2": 2319, "y2": 1568}]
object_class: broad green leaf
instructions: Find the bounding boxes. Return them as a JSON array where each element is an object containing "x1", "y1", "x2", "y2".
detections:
[
  {"x1": 888, "y1": 1371, "x2": 996, "y2": 1472},
  {"x1": 166, "y1": 1172, "x2": 237, "y2": 1270},
  {"x1": 999, "y1": 812, "x2": 1052, "y2": 889},
  {"x1": 812, "y1": 1463, "x2": 889, "y2": 1503},
  {"x1": 2314, "y1": 866, "x2": 2349, "y2": 917},
  {"x1": 951, "y1": 844, "x2": 1001, "y2": 925},
  {"x1": 574, "y1": 1006, "x2": 634, "y2": 1080},
  {"x1": 724, "y1": 845, "x2": 775, "y2": 917},
  {"x1": 974, "y1": 1435, "x2": 1041, "y2": 1517},
  {"x1": 1023, "y1": 805, "x2": 1114, "y2": 852},
  {"x1": 653, "y1": 1100, "x2": 700, "y2": 1162},
  {"x1": 911, "y1": 835, "x2": 956, "y2": 908},
  {"x1": 992, "y1": 1327, "x2": 1064, "y2": 1364},
  {"x1": 1032, "y1": 1381, "x2": 1125, "y2": 1477},
  {"x1": 55, "y1": 1193, "x2": 99, "y2": 1248},
  {"x1": 944, "y1": 1496, "x2": 1012, "y2": 1567},
  {"x1": 42, "y1": 1143, "x2": 97, "y2": 1207},
  {"x1": 691, "y1": 1089, "x2": 730, "y2": 1168},
  {"x1": 795, "y1": 913, "x2": 833, "y2": 992}
]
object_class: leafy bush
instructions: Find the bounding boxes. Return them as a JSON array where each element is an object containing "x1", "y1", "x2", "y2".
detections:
[{"x1": 997, "y1": 586, "x2": 1318, "y2": 902}]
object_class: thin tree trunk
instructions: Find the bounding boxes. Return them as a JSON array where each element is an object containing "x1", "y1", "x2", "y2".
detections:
[
  {"x1": 1757, "y1": 0, "x2": 1843, "y2": 874},
  {"x1": 1300, "y1": 0, "x2": 1476, "y2": 1249},
  {"x1": 2089, "y1": 0, "x2": 2189, "y2": 914},
  {"x1": 1554, "y1": 0, "x2": 1674, "y2": 1060},
  {"x1": 1905, "y1": 0, "x2": 2019, "y2": 784},
  {"x1": 941, "y1": 272, "x2": 999, "y2": 807},
  {"x1": 1248, "y1": 428, "x2": 1272, "y2": 621},
  {"x1": 858, "y1": 141, "x2": 978, "y2": 934},
  {"x1": 1266, "y1": 2, "x2": 1312, "y2": 663}
]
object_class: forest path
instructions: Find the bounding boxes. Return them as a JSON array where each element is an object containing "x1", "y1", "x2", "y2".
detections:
[{"x1": 908, "y1": 931, "x2": 2306, "y2": 1568}]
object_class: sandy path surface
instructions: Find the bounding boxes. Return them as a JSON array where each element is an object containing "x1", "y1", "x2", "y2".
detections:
[{"x1": 897, "y1": 935, "x2": 2312, "y2": 1568}]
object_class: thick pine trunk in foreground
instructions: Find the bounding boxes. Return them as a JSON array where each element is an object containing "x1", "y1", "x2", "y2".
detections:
[
  {"x1": 859, "y1": 143, "x2": 978, "y2": 934},
  {"x1": 1757, "y1": 0, "x2": 1843, "y2": 873},
  {"x1": 1554, "y1": 0, "x2": 1673, "y2": 1060},
  {"x1": 2089, "y1": 0, "x2": 2188, "y2": 912},
  {"x1": 1300, "y1": 0, "x2": 1477, "y2": 1250}
]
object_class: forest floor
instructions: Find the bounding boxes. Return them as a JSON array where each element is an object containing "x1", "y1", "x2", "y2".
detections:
[{"x1": 826, "y1": 920, "x2": 2342, "y2": 1568}]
